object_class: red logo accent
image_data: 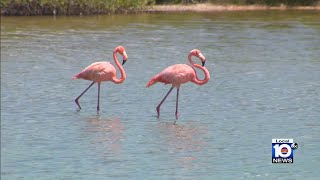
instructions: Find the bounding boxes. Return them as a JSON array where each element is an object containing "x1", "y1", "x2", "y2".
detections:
[{"x1": 281, "y1": 147, "x2": 288, "y2": 154}]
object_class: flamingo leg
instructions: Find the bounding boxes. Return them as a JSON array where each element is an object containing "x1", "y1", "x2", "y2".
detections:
[
  {"x1": 97, "y1": 83, "x2": 101, "y2": 112},
  {"x1": 156, "y1": 87, "x2": 174, "y2": 118},
  {"x1": 175, "y1": 87, "x2": 180, "y2": 120},
  {"x1": 75, "y1": 82, "x2": 95, "y2": 110}
]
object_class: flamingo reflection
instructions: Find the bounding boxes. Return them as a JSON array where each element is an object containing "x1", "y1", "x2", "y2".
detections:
[
  {"x1": 86, "y1": 116, "x2": 125, "y2": 156},
  {"x1": 156, "y1": 121, "x2": 208, "y2": 168}
]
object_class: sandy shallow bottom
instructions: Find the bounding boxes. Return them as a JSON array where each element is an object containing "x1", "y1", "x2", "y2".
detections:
[{"x1": 147, "y1": 3, "x2": 320, "y2": 12}]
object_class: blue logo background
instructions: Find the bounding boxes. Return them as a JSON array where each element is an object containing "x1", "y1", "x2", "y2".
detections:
[{"x1": 272, "y1": 143, "x2": 294, "y2": 159}]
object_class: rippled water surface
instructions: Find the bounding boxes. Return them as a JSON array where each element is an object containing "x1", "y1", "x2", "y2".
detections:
[{"x1": 1, "y1": 11, "x2": 320, "y2": 179}]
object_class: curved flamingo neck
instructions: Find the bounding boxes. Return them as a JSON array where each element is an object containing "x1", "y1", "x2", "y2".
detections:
[
  {"x1": 112, "y1": 50, "x2": 126, "y2": 84},
  {"x1": 188, "y1": 54, "x2": 210, "y2": 85},
  {"x1": 188, "y1": 54, "x2": 196, "y2": 65}
]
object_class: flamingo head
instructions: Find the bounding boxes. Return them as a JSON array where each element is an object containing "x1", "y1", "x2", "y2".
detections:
[
  {"x1": 190, "y1": 49, "x2": 206, "y2": 66},
  {"x1": 115, "y1": 46, "x2": 128, "y2": 65}
]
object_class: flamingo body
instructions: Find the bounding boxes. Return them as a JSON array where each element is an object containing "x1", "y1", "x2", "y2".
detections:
[
  {"x1": 147, "y1": 64, "x2": 196, "y2": 87},
  {"x1": 73, "y1": 62, "x2": 117, "y2": 83},
  {"x1": 146, "y1": 49, "x2": 210, "y2": 120}
]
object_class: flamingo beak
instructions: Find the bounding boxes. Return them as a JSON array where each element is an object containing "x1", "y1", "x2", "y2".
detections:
[
  {"x1": 122, "y1": 51, "x2": 128, "y2": 65},
  {"x1": 202, "y1": 60, "x2": 205, "y2": 67},
  {"x1": 198, "y1": 53, "x2": 206, "y2": 67}
]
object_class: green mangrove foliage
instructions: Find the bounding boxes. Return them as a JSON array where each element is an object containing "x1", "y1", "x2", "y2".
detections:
[{"x1": 1, "y1": 0, "x2": 155, "y2": 15}]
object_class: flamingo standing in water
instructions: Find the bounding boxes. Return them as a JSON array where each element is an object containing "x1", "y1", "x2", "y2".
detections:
[
  {"x1": 72, "y1": 46, "x2": 128, "y2": 112},
  {"x1": 146, "y1": 49, "x2": 210, "y2": 120}
]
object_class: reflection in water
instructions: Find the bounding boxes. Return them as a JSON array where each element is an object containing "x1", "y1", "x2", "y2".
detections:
[
  {"x1": 156, "y1": 121, "x2": 208, "y2": 169},
  {"x1": 85, "y1": 116, "x2": 125, "y2": 157}
]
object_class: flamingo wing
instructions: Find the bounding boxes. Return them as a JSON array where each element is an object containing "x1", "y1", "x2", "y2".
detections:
[{"x1": 73, "y1": 62, "x2": 116, "y2": 82}]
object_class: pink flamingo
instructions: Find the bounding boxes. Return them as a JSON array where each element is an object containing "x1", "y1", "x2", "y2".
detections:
[
  {"x1": 72, "y1": 46, "x2": 128, "y2": 112},
  {"x1": 146, "y1": 49, "x2": 210, "y2": 120}
]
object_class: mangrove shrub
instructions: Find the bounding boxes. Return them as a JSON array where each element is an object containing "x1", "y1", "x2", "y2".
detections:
[{"x1": 1, "y1": 0, "x2": 156, "y2": 15}]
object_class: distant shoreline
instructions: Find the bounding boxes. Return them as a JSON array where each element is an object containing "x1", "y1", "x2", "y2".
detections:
[
  {"x1": 146, "y1": 4, "x2": 320, "y2": 12},
  {"x1": 1, "y1": 3, "x2": 320, "y2": 16}
]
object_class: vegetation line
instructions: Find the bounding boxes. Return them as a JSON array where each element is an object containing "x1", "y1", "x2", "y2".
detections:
[{"x1": 1, "y1": 0, "x2": 319, "y2": 16}]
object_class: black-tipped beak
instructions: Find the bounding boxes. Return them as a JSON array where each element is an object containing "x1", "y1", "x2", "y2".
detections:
[
  {"x1": 202, "y1": 61, "x2": 205, "y2": 67},
  {"x1": 122, "y1": 59, "x2": 127, "y2": 65}
]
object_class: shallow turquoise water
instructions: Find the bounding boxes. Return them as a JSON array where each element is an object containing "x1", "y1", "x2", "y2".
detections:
[{"x1": 1, "y1": 11, "x2": 320, "y2": 179}]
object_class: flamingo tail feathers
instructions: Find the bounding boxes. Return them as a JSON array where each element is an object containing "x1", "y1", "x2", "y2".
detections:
[
  {"x1": 146, "y1": 74, "x2": 170, "y2": 87},
  {"x1": 146, "y1": 76, "x2": 158, "y2": 87},
  {"x1": 72, "y1": 73, "x2": 82, "y2": 80}
]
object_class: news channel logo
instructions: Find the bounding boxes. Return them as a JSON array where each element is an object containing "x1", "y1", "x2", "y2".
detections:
[{"x1": 272, "y1": 139, "x2": 298, "y2": 163}]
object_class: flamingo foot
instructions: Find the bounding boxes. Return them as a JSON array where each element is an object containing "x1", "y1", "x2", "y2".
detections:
[
  {"x1": 156, "y1": 106, "x2": 160, "y2": 118},
  {"x1": 175, "y1": 111, "x2": 179, "y2": 120},
  {"x1": 75, "y1": 99, "x2": 81, "y2": 110}
]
